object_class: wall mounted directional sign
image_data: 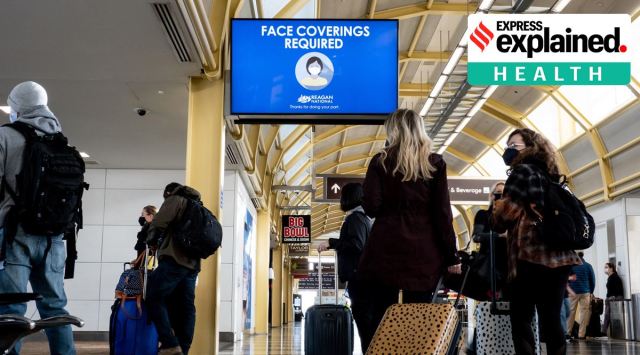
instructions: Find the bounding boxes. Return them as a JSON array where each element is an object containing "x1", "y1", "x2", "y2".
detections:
[
  {"x1": 448, "y1": 177, "x2": 504, "y2": 205},
  {"x1": 318, "y1": 175, "x2": 503, "y2": 205},
  {"x1": 282, "y1": 215, "x2": 311, "y2": 243},
  {"x1": 323, "y1": 175, "x2": 365, "y2": 201}
]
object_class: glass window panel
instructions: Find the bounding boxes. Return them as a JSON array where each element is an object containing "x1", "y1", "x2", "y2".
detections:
[
  {"x1": 283, "y1": 137, "x2": 309, "y2": 163},
  {"x1": 633, "y1": 17, "x2": 640, "y2": 79},
  {"x1": 527, "y1": 97, "x2": 584, "y2": 148},
  {"x1": 559, "y1": 86, "x2": 635, "y2": 125},
  {"x1": 461, "y1": 165, "x2": 482, "y2": 177},
  {"x1": 477, "y1": 149, "x2": 508, "y2": 178}
]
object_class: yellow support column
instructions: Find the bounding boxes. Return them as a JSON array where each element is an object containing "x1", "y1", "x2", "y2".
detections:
[
  {"x1": 287, "y1": 273, "x2": 294, "y2": 323},
  {"x1": 271, "y1": 246, "x2": 283, "y2": 327},
  {"x1": 255, "y1": 211, "x2": 271, "y2": 333},
  {"x1": 187, "y1": 77, "x2": 225, "y2": 354}
]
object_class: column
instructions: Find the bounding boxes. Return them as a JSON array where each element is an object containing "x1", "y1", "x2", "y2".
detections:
[
  {"x1": 255, "y1": 210, "x2": 271, "y2": 333},
  {"x1": 186, "y1": 77, "x2": 225, "y2": 354}
]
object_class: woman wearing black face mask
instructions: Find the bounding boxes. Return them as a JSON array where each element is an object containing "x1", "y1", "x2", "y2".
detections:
[
  {"x1": 316, "y1": 183, "x2": 372, "y2": 353},
  {"x1": 134, "y1": 205, "x2": 157, "y2": 257},
  {"x1": 492, "y1": 129, "x2": 581, "y2": 355}
]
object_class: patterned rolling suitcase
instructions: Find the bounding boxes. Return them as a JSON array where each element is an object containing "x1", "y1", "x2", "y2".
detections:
[
  {"x1": 474, "y1": 301, "x2": 541, "y2": 355},
  {"x1": 472, "y1": 230, "x2": 540, "y2": 355},
  {"x1": 304, "y1": 252, "x2": 354, "y2": 355},
  {"x1": 366, "y1": 276, "x2": 467, "y2": 355}
]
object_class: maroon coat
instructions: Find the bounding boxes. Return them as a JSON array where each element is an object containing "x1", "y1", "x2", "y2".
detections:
[{"x1": 357, "y1": 153, "x2": 458, "y2": 292}]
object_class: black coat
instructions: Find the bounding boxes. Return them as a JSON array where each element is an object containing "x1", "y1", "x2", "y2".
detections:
[
  {"x1": 606, "y1": 272, "x2": 624, "y2": 298},
  {"x1": 329, "y1": 210, "x2": 371, "y2": 283},
  {"x1": 358, "y1": 153, "x2": 458, "y2": 292}
]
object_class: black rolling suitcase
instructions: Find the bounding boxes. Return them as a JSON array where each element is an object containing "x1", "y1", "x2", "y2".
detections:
[{"x1": 304, "y1": 252, "x2": 354, "y2": 355}]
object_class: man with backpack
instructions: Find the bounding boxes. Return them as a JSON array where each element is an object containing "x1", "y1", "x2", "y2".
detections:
[
  {"x1": 146, "y1": 182, "x2": 221, "y2": 355},
  {"x1": 566, "y1": 252, "x2": 596, "y2": 340},
  {"x1": 0, "y1": 81, "x2": 87, "y2": 355}
]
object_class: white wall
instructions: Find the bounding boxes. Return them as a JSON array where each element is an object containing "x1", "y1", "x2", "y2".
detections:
[
  {"x1": 625, "y1": 198, "x2": 640, "y2": 295},
  {"x1": 219, "y1": 171, "x2": 257, "y2": 341},
  {"x1": 23, "y1": 169, "x2": 186, "y2": 331},
  {"x1": 587, "y1": 199, "x2": 631, "y2": 299}
]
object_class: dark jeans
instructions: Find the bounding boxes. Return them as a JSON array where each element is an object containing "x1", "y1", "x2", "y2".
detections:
[
  {"x1": 146, "y1": 258, "x2": 198, "y2": 354},
  {"x1": 354, "y1": 280, "x2": 433, "y2": 353},
  {"x1": 509, "y1": 261, "x2": 571, "y2": 355}
]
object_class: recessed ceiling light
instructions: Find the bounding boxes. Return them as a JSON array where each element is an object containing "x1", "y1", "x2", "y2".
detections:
[
  {"x1": 0, "y1": 106, "x2": 10, "y2": 114},
  {"x1": 79, "y1": 152, "x2": 90, "y2": 158},
  {"x1": 157, "y1": 90, "x2": 165, "y2": 95}
]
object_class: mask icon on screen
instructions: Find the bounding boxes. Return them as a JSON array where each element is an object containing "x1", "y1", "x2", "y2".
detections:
[{"x1": 308, "y1": 64, "x2": 321, "y2": 76}]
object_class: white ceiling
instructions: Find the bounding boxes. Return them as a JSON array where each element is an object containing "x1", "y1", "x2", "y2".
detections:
[{"x1": 0, "y1": 0, "x2": 201, "y2": 169}]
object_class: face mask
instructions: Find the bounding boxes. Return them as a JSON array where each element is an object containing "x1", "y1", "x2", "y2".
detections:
[
  {"x1": 138, "y1": 216, "x2": 146, "y2": 226},
  {"x1": 502, "y1": 148, "x2": 519, "y2": 166},
  {"x1": 308, "y1": 65, "x2": 321, "y2": 76},
  {"x1": 9, "y1": 111, "x2": 18, "y2": 123},
  {"x1": 493, "y1": 193, "x2": 502, "y2": 200}
]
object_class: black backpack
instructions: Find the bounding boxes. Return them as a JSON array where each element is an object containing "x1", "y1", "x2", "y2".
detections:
[
  {"x1": 3, "y1": 122, "x2": 88, "y2": 237},
  {"x1": 172, "y1": 189, "x2": 222, "y2": 259},
  {"x1": 536, "y1": 171, "x2": 595, "y2": 251}
]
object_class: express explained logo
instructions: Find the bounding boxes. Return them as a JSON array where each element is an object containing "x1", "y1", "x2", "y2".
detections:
[
  {"x1": 470, "y1": 21, "x2": 494, "y2": 52},
  {"x1": 471, "y1": 20, "x2": 627, "y2": 58}
]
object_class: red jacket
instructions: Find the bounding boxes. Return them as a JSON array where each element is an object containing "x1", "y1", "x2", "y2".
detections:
[{"x1": 357, "y1": 153, "x2": 458, "y2": 292}]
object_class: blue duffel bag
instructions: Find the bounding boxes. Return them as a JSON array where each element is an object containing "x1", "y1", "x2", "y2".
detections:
[{"x1": 109, "y1": 298, "x2": 158, "y2": 355}]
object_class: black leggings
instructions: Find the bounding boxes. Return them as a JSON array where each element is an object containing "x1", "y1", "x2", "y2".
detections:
[{"x1": 509, "y1": 261, "x2": 571, "y2": 355}]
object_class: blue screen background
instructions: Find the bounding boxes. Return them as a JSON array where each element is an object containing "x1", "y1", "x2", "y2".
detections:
[{"x1": 231, "y1": 20, "x2": 398, "y2": 115}]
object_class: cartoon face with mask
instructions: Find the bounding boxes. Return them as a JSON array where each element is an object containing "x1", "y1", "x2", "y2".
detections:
[{"x1": 300, "y1": 56, "x2": 328, "y2": 87}]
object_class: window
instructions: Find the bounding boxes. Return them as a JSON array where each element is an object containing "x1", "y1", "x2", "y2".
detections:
[
  {"x1": 461, "y1": 165, "x2": 482, "y2": 177},
  {"x1": 559, "y1": 85, "x2": 635, "y2": 125},
  {"x1": 632, "y1": 17, "x2": 640, "y2": 80},
  {"x1": 527, "y1": 97, "x2": 584, "y2": 147},
  {"x1": 477, "y1": 149, "x2": 508, "y2": 178}
]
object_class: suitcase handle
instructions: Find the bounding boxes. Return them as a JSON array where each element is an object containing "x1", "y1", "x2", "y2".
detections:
[{"x1": 317, "y1": 251, "x2": 339, "y2": 305}]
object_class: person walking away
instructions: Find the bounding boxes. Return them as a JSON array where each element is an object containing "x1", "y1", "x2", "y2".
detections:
[
  {"x1": 316, "y1": 183, "x2": 372, "y2": 353},
  {"x1": 562, "y1": 273, "x2": 577, "y2": 340},
  {"x1": 146, "y1": 183, "x2": 201, "y2": 355},
  {"x1": 0, "y1": 81, "x2": 88, "y2": 355},
  {"x1": 601, "y1": 262, "x2": 624, "y2": 335},
  {"x1": 493, "y1": 128, "x2": 581, "y2": 355},
  {"x1": 566, "y1": 252, "x2": 595, "y2": 340},
  {"x1": 356, "y1": 109, "x2": 461, "y2": 352}
]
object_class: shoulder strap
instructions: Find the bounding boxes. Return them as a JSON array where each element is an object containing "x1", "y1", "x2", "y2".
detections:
[{"x1": 3, "y1": 122, "x2": 39, "y2": 143}]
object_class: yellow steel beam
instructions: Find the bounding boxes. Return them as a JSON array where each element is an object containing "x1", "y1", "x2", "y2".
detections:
[
  {"x1": 367, "y1": 0, "x2": 378, "y2": 19},
  {"x1": 336, "y1": 130, "x2": 349, "y2": 174},
  {"x1": 461, "y1": 127, "x2": 494, "y2": 147},
  {"x1": 315, "y1": 126, "x2": 350, "y2": 144},
  {"x1": 373, "y1": 2, "x2": 476, "y2": 20},
  {"x1": 399, "y1": 51, "x2": 467, "y2": 63},
  {"x1": 314, "y1": 136, "x2": 385, "y2": 162},
  {"x1": 399, "y1": 15, "x2": 427, "y2": 81},
  {"x1": 284, "y1": 144, "x2": 312, "y2": 171},
  {"x1": 446, "y1": 147, "x2": 490, "y2": 176},
  {"x1": 482, "y1": 99, "x2": 527, "y2": 128},
  {"x1": 275, "y1": 0, "x2": 311, "y2": 18},
  {"x1": 288, "y1": 160, "x2": 312, "y2": 185},
  {"x1": 339, "y1": 166, "x2": 369, "y2": 175},
  {"x1": 588, "y1": 128, "x2": 614, "y2": 201},
  {"x1": 365, "y1": 126, "x2": 385, "y2": 167},
  {"x1": 317, "y1": 154, "x2": 371, "y2": 174}
]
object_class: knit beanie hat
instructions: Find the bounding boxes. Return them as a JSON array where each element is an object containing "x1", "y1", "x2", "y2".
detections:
[{"x1": 7, "y1": 81, "x2": 48, "y2": 113}]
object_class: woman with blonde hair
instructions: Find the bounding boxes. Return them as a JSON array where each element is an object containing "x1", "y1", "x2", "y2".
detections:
[{"x1": 356, "y1": 108, "x2": 461, "y2": 350}]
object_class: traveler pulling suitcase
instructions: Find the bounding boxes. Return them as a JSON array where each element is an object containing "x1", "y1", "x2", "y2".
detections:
[
  {"x1": 473, "y1": 230, "x2": 541, "y2": 355},
  {"x1": 304, "y1": 252, "x2": 354, "y2": 355},
  {"x1": 109, "y1": 247, "x2": 158, "y2": 355},
  {"x1": 366, "y1": 272, "x2": 469, "y2": 354}
]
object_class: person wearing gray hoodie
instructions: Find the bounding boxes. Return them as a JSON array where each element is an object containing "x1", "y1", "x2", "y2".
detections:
[{"x1": 0, "y1": 82, "x2": 75, "y2": 355}]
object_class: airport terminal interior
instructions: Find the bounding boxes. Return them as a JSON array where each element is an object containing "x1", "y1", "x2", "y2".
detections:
[{"x1": 3, "y1": 0, "x2": 640, "y2": 354}]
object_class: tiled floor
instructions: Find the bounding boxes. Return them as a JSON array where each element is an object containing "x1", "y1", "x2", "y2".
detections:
[{"x1": 17, "y1": 324, "x2": 640, "y2": 354}]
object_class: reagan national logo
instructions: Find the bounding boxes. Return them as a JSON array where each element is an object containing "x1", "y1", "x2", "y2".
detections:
[{"x1": 467, "y1": 14, "x2": 631, "y2": 85}]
